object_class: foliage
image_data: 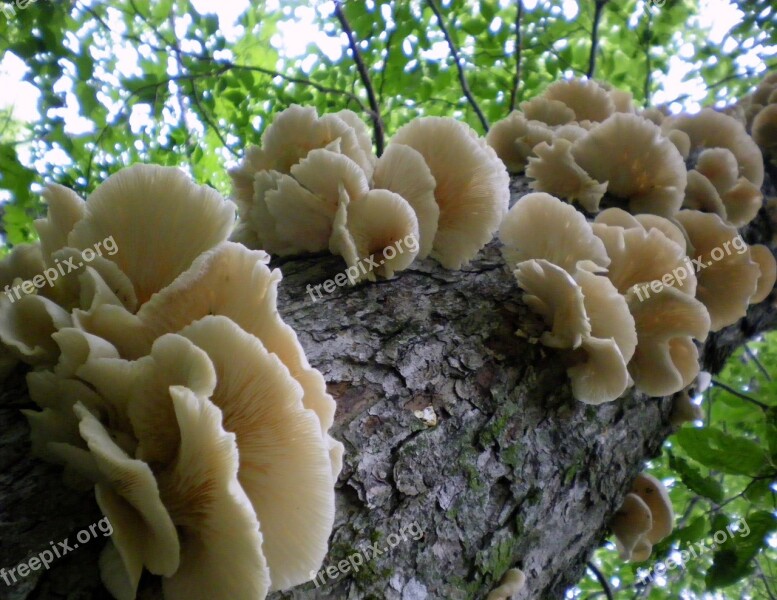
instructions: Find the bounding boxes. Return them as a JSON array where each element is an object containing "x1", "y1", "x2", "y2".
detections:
[{"x1": 0, "y1": 0, "x2": 775, "y2": 596}]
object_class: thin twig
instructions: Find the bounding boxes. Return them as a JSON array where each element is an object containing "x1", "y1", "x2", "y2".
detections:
[
  {"x1": 334, "y1": 1, "x2": 385, "y2": 156},
  {"x1": 587, "y1": 0, "x2": 608, "y2": 78},
  {"x1": 587, "y1": 562, "x2": 614, "y2": 600},
  {"x1": 509, "y1": 0, "x2": 524, "y2": 112},
  {"x1": 427, "y1": 0, "x2": 489, "y2": 132},
  {"x1": 711, "y1": 379, "x2": 769, "y2": 410},
  {"x1": 378, "y1": 28, "x2": 395, "y2": 105},
  {"x1": 643, "y1": 10, "x2": 652, "y2": 105},
  {"x1": 189, "y1": 81, "x2": 239, "y2": 158},
  {"x1": 745, "y1": 344, "x2": 772, "y2": 381}
]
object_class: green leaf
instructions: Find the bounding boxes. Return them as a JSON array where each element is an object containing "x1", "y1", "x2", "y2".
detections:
[
  {"x1": 668, "y1": 454, "x2": 724, "y2": 503},
  {"x1": 706, "y1": 511, "x2": 777, "y2": 589},
  {"x1": 674, "y1": 427, "x2": 770, "y2": 476}
]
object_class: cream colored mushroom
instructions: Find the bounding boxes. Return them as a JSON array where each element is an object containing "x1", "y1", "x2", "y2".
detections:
[
  {"x1": 625, "y1": 285, "x2": 710, "y2": 396},
  {"x1": 670, "y1": 390, "x2": 704, "y2": 426},
  {"x1": 631, "y1": 474, "x2": 674, "y2": 544},
  {"x1": 390, "y1": 116, "x2": 510, "y2": 268},
  {"x1": 74, "y1": 403, "x2": 180, "y2": 599},
  {"x1": 513, "y1": 259, "x2": 590, "y2": 349},
  {"x1": 749, "y1": 244, "x2": 777, "y2": 304},
  {"x1": 67, "y1": 164, "x2": 236, "y2": 306},
  {"x1": 486, "y1": 568, "x2": 526, "y2": 600},
  {"x1": 684, "y1": 170, "x2": 728, "y2": 220},
  {"x1": 0, "y1": 294, "x2": 72, "y2": 366},
  {"x1": 329, "y1": 188, "x2": 420, "y2": 282},
  {"x1": 500, "y1": 193, "x2": 610, "y2": 273},
  {"x1": 666, "y1": 129, "x2": 691, "y2": 160},
  {"x1": 520, "y1": 96, "x2": 576, "y2": 125},
  {"x1": 611, "y1": 493, "x2": 652, "y2": 561},
  {"x1": 372, "y1": 143, "x2": 438, "y2": 258},
  {"x1": 675, "y1": 210, "x2": 760, "y2": 330},
  {"x1": 752, "y1": 104, "x2": 777, "y2": 156},
  {"x1": 35, "y1": 184, "x2": 86, "y2": 264},
  {"x1": 525, "y1": 139, "x2": 608, "y2": 212},
  {"x1": 571, "y1": 113, "x2": 687, "y2": 217},
  {"x1": 486, "y1": 111, "x2": 554, "y2": 172},
  {"x1": 154, "y1": 387, "x2": 271, "y2": 600},
  {"x1": 541, "y1": 79, "x2": 615, "y2": 122}
]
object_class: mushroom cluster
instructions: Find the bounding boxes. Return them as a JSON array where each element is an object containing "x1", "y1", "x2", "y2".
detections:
[
  {"x1": 495, "y1": 79, "x2": 776, "y2": 403},
  {"x1": 0, "y1": 164, "x2": 342, "y2": 600},
  {"x1": 611, "y1": 474, "x2": 674, "y2": 562},
  {"x1": 727, "y1": 71, "x2": 777, "y2": 162},
  {"x1": 230, "y1": 105, "x2": 510, "y2": 274}
]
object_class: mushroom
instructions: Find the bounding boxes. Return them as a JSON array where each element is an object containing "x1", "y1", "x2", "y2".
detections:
[
  {"x1": 499, "y1": 193, "x2": 610, "y2": 273},
  {"x1": 749, "y1": 244, "x2": 777, "y2": 304},
  {"x1": 611, "y1": 493, "x2": 653, "y2": 561},
  {"x1": 153, "y1": 387, "x2": 271, "y2": 600},
  {"x1": 571, "y1": 113, "x2": 687, "y2": 217},
  {"x1": 73, "y1": 403, "x2": 180, "y2": 599},
  {"x1": 372, "y1": 144, "x2": 438, "y2": 259},
  {"x1": 752, "y1": 104, "x2": 777, "y2": 157},
  {"x1": 67, "y1": 164, "x2": 236, "y2": 306},
  {"x1": 666, "y1": 129, "x2": 691, "y2": 160},
  {"x1": 631, "y1": 474, "x2": 674, "y2": 544},
  {"x1": 594, "y1": 208, "x2": 687, "y2": 253},
  {"x1": 329, "y1": 188, "x2": 420, "y2": 282},
  {"x1": 540, "y1": 78, "x2": 615, "y2": 123},
  {"x1": 486, "y1": 111, "x2": 554, "y2": 172},
  {"x1": 520, "y1": 96, "x2": 576, "y2": 125},
  {"x1": 486, "y1": 568, "x2": 526, "y2": 600},
  {"x1": 390, "y1": 116, "x2": 510, "y2": 268},
  {"x1": 674, "y1": 210, "x2": 760, "y2": 330},
  {"x1": 525, "y1": 139, "x2": 608, "y2": 212},
  {"x1": 0, "y1": 293, "x2": 72, "y2": 366},
  {"x1": 670, "y1": 390, "x2": 704, "y2": 426},
  {"x1": 684, "y1": 170, "x2": 728, "y2": 220},
  {"x1": 513, "y1": 259, "x2": 590, "y2": 349},
  {"x1": 35, "y1": 183, "x2": 86, "y2": 264},
  {"x1": 625, "y1": 285, "x2": 710, "y2": 396}
]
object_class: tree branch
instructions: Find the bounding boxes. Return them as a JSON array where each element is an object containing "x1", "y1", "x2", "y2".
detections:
[
  {"x1": 333, "y1": 1, "x2": 385, "y2": 156},
  {"x1": 745, "y1": 344, "x2": 771, "y2": 381},
  {"x1": 427, "y1": 0, "x2": 490, "y2": 132},
  {"x1": 587, "y1": 562, "x2": 614, "y2": 600},
  {"x1": 643, "y1": 10, "x2": 652, "y2": 105},
  {"x1": 509, "y1": 0, "x2": 524, "y2": 112},
  {"x1": 711, "y1": 379, "x2": 769, "y2": 410},
  {"x1": 587, "y1": 0, "x2": 608, "y2": 79}
]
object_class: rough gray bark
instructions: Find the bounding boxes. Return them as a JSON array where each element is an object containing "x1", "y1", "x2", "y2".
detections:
[{"x1": 1, "y1": 172, "x2": 775, "y2": 600}]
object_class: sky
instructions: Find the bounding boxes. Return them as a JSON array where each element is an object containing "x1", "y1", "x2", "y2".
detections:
[{"x1": 0, "y1": 0, "x2": 769, "y2": 135}]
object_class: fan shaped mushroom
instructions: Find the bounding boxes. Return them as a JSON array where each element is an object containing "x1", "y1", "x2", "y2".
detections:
[
  {"x1": 571, "y1": 113, "x2": 687, "y2": 217},
  {"x1": 540, "y1": 78, "x2": 615, "y2": 123},
  {"x1": 500, "y1": 193, "x2": 609, "y2": 273},
  {"x1": 611, "y1": 493, "x2": 653, "y2": 561},
  {"x1": 390, "y1": 116, "x2": 510, "y2": 268},
  {"x1": 486, "y1": 111, "x2": 554, "y2": 172},
  {"x1": 749, "y1": 244, "x2": 777, "y2": 304},
  {"x1": 631, "y1": 474, "x2": 674, "y2": 544},
  {"x1": 486, "y1": 568, "x2": 526, "y2": 600}
]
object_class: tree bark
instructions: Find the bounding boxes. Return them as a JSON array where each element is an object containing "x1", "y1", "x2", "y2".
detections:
[{"x1": 1, "y1": 171, "x2": 775, "y2": 599}]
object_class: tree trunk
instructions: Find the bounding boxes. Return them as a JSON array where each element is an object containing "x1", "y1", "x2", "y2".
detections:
[{"x1": 1, "y1": 171, "x2": 775, "y2": 600}]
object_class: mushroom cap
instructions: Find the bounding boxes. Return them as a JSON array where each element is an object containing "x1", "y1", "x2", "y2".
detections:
[
  {"x1": 157, "y1": 387, "x2": 271, "y2": 600},
  {"x1": 486, "y1": 111, "x2": 554, "y2": 172},
  {"x1": 670, "y1": 390, "x2": 704, "y2": 426},
  {"x1": 684, "y1": 170, "x2": 728, "y2": 220},
  {"x1": 74, "y1": 403, "x2": 180, "y2": 592},
  {"x1": 631, "y1": 473, "x2": 674, "y2": 544},
  {"x1": 571, "y1": 113, "x2": 687, "y2": 217},
  {"x1": 330, "y1": 188, "x2": 420, "y2": 281},
  {"x1": 372, "y1": 143, "x2": 439, "y2": 258},
  {"x1": 513, "y1": 259, "x2": 590, "y2": 349},
  {"x1": 500, "y1": 193, "x2": 610, "y2": 273},
  {"x1": 611, "y1": 492, "x2": 653, "y2": 561},
  {"x1": 541, "y1": 79, "x2": 615, "y2": 122},
  {"x1": 290, "y1": 146, "x2": 370, "y2": 208},
  {"x1": 67, "y1": 164, "x2": 235, "y2": 305},
  {"x1": 485, "y1": 567, "x2": 526, "y2": 600},
  {"x1": 594, "y1": 207, "x2": 688, "y2": 253},
  {"x1": 35, "y1": 184, "x2": 86, "y2": 266},
  {"x1": 752, "y1": 103, "x2": 777, "y2": 154},
  {"x1": 720, "y1": 177, "x2": 763, "y2": 228},
  {"x1": 567, "y1": 336, "x2": 632, "y2": 405},
  {"x1": 0, "y1": 243, "x2": 45, "y2": 289},
  {"x1": 695, "y1": 148, "x2": 739, "y2": 194},
  {"x1": 526, "y1": 139, "x2": 607, "y2": 212},
  {"x1": 520, "y1": 96, "x2": 576, "y2": 125},
  {"x1": 631, "y1": 537, "x2": 653, "y2": 562},
  {"x1": 0, "y1": 294, "x2": 72, "y2": 365},
  {"x1": 666, "y1": 129, "x2": 691, "y2": 160},
  {"x1": 662, "y1": 108, "x2": 764, "y2": 188},
  {"x1": 749, "y1": 244, "x2": 777, "y2": 304},
  {"x1": 177, "y1": 316, "x2": 336, "y2": 591},
  {"x1": 625, "y1": 285, "x2": 710, "y2": 396},
  {"x1": 592, "y1": 223, "x2": 696, "y2": 297},
  {"x1": 390, "y1": 116, "x2": 510, "y2": 269},
  {"x1": 675, "y1": 210, "x2": 760, "y2": 330}
]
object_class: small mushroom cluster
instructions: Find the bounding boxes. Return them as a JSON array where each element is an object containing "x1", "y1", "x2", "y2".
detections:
[
  {"x1": 486, "y1": 567, "x2": 526, "y2": 600},
  {"x1": 727, "y1": 71, "x2": 777, "y2": 161},
  {"x1": 0, "y1": 164, "x2": 342, "y2": 600},
  {"x1": 230, "y1": 105, "x2": 510, "y2": 275},
  {"x1": 611, "y1": 474, "x2": 674, "y2": 562}
]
